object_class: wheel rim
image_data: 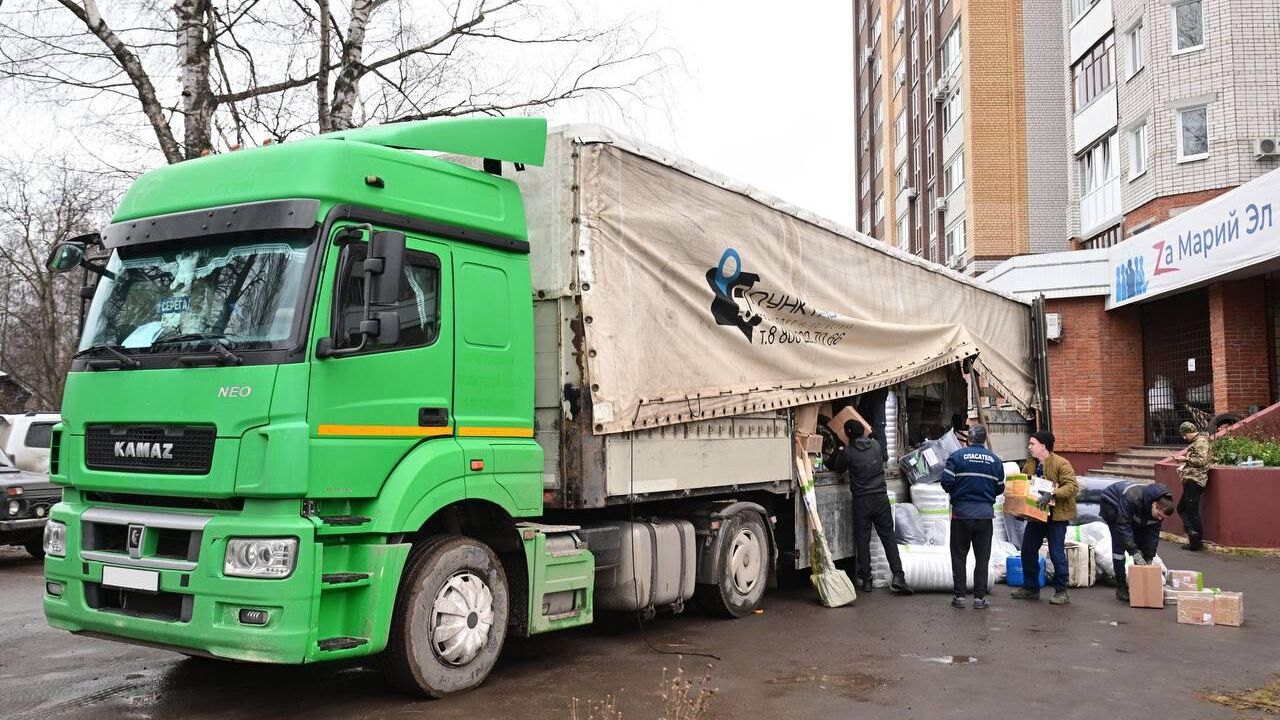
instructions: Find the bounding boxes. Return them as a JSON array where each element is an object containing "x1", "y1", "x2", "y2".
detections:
[
  {"x1": 430, "y1": 570, "x2": 494, "y2": 667},
  {"x1": 728, "y1": 527, "x2": 763, "y2": 595}
]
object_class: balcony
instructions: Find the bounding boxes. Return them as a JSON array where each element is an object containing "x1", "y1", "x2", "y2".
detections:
[{"x1": 1079, "y1": 175, "x2": 1121, "y2": 237}]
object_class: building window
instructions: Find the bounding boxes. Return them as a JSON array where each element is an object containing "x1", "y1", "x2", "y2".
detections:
[
  {"x1": 860, "y1": 170, "x2": 870, "y2": 198},
  {"x1": 873, "y1": 54, "x2": 883, "y2": 84},
  {"x1": 859, "y1": 84, "x2": 869, "y2": 111},
  {"x1": 896, "y1": 160, "x2": 908, "y2": 193},
  {"x1": 1129, "y1": 123, "x2": 1148, "y2": 180},
  {"x1": 895, "y1": 110, "x2": 907, "y2": 145},
  {"x1": 1078, "y1": 133, "x2": 1117, "y2": 196},
  {"x1": 1071, "y1": 0, "x2": 1100, "y2": 22},
  {"x1": 897, "y1": 216, "x2": 909, "y2": 250},
  {"x1": 894, "y1": 57, "x2": 906, "y2": 91},
  {"x1": 945, "y1": 221, "x2": 966, "y2": 262},
  {"x1": 943, "y1": 87, "x2": 963, "y2": 130},
  {"x1": 875, "y1": 151, "x2": 884, "y2": 177},
  {"x1": 1078, "y1": 133, "x2": 1120, "y2": 233},
  {"x1": 1126, "y1": 21, "x2": 1145, "y2": 78},
  {"x1": 895, "y1": 4, "x2": 905, "y2": 38},
  {"x1": 875, "y1": 193, "x2": 886, "y2": 224},
  {"x1": 943, "y1": 152, "x2": 964, "y2": 194},
  {"x1": 871, "y1": 13, "x2": 882, "y2": 47},
  {"x1": 1172, "y1": 1, "x2": 1203, "y2": 53},
  {"x1": 940, "y1": 21, "x2": 962, "y2": 73},
  {"x1": 874, "y1": 102, "x2": 883, "y2": 129},
  {"x1": 1178, "y1": 105, "x2": 1208, "y2": 161},
  {"x1": 861, "y1": 212, "x2": 871, "y2": 233},
  {"x1": 1072, "y1": 35, "x2": 1115, "y2": 111}
]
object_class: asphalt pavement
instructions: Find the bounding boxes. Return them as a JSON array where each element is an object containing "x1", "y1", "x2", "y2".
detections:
[{"x1": 2, "y1": 543, "x2": 1276, "y2": 719}]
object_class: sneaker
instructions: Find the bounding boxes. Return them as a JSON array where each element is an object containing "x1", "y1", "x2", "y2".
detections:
[
  {"x1": 1010, "y1": 588, "x2": 1041, "y2": 601},
  {"x1": 1050, "y1": 590, "x2": 1071, "y2": 605},
  {"x1": 973, "y1": 597, "x2": 990, "y2": 610},
  {"x1": 860, "y1": 578, "x2": 874, "y2": 593},
  {"x1": 951, "y1": 595, "x2": 966, "y2": 609},
  {"x1": 890, "y1": 574, "x2": 914, "y2": 596}
]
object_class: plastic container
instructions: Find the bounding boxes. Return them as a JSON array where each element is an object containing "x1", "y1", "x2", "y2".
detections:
[{"x1": 1006, "y1": 556, "x2": 1046, "y2": 587}]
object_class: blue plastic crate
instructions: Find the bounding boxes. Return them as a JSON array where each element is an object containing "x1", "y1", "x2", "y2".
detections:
[{"x1": 1006, "y1": 556, "x2": 1047, "y2": 587}]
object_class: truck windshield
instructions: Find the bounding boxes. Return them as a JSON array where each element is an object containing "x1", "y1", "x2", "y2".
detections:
[{"x1": 79, "y1": 230, "x2": 316, "y2": 354}]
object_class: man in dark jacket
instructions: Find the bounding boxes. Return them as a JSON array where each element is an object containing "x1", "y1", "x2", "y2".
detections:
[
  {"x1": 828, "y1": 423, "x2": 912, "y2": 595},
  {"x1": 1100, "y1": 480, "x2": 1176, "y2": 602},
  {"x1": 940, "y1": 424, "x2": 1005, "y2": 609}
]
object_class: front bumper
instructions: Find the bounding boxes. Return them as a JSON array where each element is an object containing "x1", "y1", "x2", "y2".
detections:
[
  {"x1": 44, "y1": 497, "x2": 324, "y2": 664},
  {"x1": 0, "y1": 517, "x2": 46, "y2": 532}
]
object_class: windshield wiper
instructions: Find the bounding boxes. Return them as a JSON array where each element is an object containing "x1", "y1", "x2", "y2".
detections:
[
  {"x1": 73, "y1": 344, "x2": 140, "y2": 369},
  {"x1": 151, "y1": 333, "x2": 245, "y2": 366},
  {"x1": 150, "y1": 332, "x2": 239, "y2": 348}
]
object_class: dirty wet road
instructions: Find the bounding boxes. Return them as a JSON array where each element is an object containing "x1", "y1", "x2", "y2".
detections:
[{"x1": 2, "y1": 544, "x2": 1277, "y2": 719}]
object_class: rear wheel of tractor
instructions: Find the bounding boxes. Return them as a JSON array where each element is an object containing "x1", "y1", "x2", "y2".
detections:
[
  {"x1": 696, "y1": 512, "x2": 769, "y2": 618},
  {"x1": 385, "y1": 535, "x2": 509, "y2": 698},
  {"x1": 23, "y1": 539, "x2": 44, "y2": 560}
]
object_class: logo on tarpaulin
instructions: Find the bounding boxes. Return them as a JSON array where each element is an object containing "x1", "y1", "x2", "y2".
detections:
[
  {"x1": 706, "y1": 248, "x2": 764, "y2": 341},
  {"x1": 705, "y1": 248, "x2": 847, "y2": 347}
]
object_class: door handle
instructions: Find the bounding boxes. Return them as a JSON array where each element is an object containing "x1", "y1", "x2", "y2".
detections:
[{"x1": 418, "y1": 407, "x2": 449, "y2": 427}]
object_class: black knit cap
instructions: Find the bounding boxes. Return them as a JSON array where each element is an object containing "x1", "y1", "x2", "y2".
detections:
[{"x1": 1031, "y1": 431, "x2": 1055, "y2": 452}]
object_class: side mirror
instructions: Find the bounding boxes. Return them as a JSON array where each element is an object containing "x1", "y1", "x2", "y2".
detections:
[
  {"x1": 362, "y1": 311, "x2": 401, "y2": 346},
  {"x1": 46, "y1": 242, "x2": 86, "y2": 273},
  {"x1": 366, "y1": 231, "x2": 406, "y2": 306}
]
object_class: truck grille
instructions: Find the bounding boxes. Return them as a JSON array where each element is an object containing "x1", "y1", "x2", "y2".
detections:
[{"x1": 84, "y1": 425, "x2": 216, "y2": 475}]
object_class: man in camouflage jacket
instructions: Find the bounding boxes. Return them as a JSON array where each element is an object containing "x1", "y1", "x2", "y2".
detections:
[{"x1": 1177, "y1": 421, "x2": 1211, "y2": 551}]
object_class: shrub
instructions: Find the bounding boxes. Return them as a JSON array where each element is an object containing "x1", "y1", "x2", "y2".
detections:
[{"x1": 1211, "y1": 432, "x2": 1280, "y2": 467}]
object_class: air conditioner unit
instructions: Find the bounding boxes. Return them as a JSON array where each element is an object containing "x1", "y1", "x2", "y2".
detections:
[
  {"x1": 932, "y1": 81, "x2": 949, "y2": 103},
  {"x1": 895, "y1": 16, "x2": 906, "y2": 35},
  {"x1": 1255, "y1": 137, "x2": 1280, "y2": 159},
  {"x1": 863, "y1": 47, "x2": 876, "y2": 65},
  {"x1": 947, "y1": 254, "x2": 966, "y2": 270},
  {"x1": 905, "y1": 187, "x2": 920, "y2": 199},
  {"x1": 936, "y1": 196, "x2": 950, "y2": 211}
]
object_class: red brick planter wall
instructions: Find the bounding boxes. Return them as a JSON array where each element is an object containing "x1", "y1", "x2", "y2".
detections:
[{"x1": 1158, "y1": 461, "x2": 1280, "y2": 548}]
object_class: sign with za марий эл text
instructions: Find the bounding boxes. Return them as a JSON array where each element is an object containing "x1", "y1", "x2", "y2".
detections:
[{"x1": 1107, "y1": 168, "x2": 1280, "y2": 309}]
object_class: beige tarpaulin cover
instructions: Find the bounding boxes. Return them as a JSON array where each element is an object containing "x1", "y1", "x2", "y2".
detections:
[{"x1": 572, "y1": 140, "x2": 1035, "y2": 434}]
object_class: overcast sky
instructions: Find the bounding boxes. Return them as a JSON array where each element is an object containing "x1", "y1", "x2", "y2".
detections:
[
  {"x1": 4, "y1": 1, "x2": 855, "y2": 226},
  {"x1": 548, "y1": 0, "x2": 856, "y2": 226}
]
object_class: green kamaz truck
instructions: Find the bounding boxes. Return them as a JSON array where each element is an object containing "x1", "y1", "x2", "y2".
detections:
[{"x1": 42, "y1": 117, "x2": 1044, "y2": 696}]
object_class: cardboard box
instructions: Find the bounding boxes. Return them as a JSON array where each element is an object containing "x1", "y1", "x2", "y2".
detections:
[
  {"x1": 1214, "y1": 592, "x2": 1244, "y2": 627},
  {"x1": 1003, "y1": 477, "x2": 1049, "y2": 523},
  {"x1": 1167, "y1": 570, "x2": 1204, "y2": 591},
  {"x1": 796, "y1": 433, "x2": 824, "y2": 454},
  {"x1": 1165, "y1": 588, "x2": 1206, "y2": 606},
  {"x1": 1128, "y1": 565, "x2": 1164, "y2": 609},
  {"x1": 794, "y1": 404, "x2": 820, "y2": 436},
  {"x1": 1177, "y1": 591, "x2": 1216, "y2": 625}
]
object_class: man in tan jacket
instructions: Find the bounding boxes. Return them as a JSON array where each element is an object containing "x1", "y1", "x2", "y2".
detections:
[{"x1": 1011, "y1": 431, "x2": 1078, "y2": 605}]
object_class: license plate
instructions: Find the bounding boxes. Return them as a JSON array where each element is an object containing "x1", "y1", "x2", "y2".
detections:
[{"x1": 102, "y1": 565, "x2": 159, "y2": 592}]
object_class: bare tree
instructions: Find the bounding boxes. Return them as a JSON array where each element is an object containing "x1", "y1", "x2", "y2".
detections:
[
  {"x1": 0, "y1": 158, "x2": 120, "y2": 409},
  {"x1": 0, "y1": 0, "x2": 669, "y2": 163}
]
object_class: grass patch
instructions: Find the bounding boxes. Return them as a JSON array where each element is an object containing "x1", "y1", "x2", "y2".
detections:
[{"x1": 1202, "y1": 677, "x2": 1280, "y2": 715}]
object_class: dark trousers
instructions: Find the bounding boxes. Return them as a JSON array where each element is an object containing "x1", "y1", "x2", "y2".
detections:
[
  {"x1": 950, "y1": 518, "x2": 993, "y2": 598},
  {"x1": 1178, "y1": 481, "x2": 1205, "y2": 543},
  {"x1": 853, "y1": 493, "x2": 903, "y2": 581},
  {"x1": 1020, "y1": 519, "x2": 1069, "y2": 593},
  {"x1": 1101, "y1": 505, "x2": 1161, "y2": 584}
]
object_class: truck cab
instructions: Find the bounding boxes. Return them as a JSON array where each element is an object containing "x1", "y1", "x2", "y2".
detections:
[{"x1": 42, "y1": 117, "x2": 580, "y2": 697}]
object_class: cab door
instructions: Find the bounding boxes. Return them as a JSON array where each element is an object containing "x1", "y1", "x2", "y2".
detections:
[{"x1": 306, "y1": 226, "x2": 455, "y2": 498}]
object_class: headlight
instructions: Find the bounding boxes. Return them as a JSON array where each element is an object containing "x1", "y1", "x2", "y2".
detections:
[
  {"x1": 224, "y1": 538, "x2": 298, "y2": 579},
  {"x1": 7, "y1": 500, "x2": 19, "y2": 516},
  {"x1": 43, "y1": 521, "x2": 67, "y2": 557}
]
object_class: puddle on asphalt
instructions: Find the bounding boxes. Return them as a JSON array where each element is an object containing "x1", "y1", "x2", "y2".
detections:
[{"x1": 768, "y1": 671, "x2": 887, "y2": 700}]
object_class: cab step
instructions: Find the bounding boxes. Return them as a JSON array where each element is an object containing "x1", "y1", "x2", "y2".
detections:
[
  {"x1": 322, "y1": 572, "x2": 371, "y2": 584},
  {"x1": 319, "y1": 515, "x2": 371, "y2": 526},
  {"x1": 318, "y1": 636, "x2": 368, "y2": 651}
]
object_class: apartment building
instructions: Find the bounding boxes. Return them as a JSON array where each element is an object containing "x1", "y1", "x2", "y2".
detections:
[
  {"x1": 1066, "y1": 0, "x2": 1280, "y2": 247},
  {"x1": 853, "y1": 0, "x2": 1070, "y2": 275}
]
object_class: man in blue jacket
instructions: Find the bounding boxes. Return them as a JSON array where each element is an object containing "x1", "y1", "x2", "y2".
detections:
[
  {"x1": 1100, "y1": 480, "x2": 1176, "y2": 602},
  {"x1": 940, "y1": 424, "x2": 1005, "y2": 609}
]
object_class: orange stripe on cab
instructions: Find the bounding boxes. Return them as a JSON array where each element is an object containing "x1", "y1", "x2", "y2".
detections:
[{"x1": 317, "y1": 424, "x2": 453, "y2": 438}]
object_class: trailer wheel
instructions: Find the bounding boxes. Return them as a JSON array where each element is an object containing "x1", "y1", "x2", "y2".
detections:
[
  {"x1": 696, "y1": 512, "x2": 768, "y2": 618},
  {"x1": 385, "y1": 535, "x2": 509, "y2": 698}
]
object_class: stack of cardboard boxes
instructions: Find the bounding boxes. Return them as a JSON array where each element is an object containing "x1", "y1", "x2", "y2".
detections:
[{"x1": 1130, "y1": 565, "x2": 1244, "y2": 627}]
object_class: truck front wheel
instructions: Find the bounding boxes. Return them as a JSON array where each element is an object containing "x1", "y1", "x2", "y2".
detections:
[
  {"x1": 385, "y1": 535, "x2": 509, "y2": 697},
  {"x1": 696, "y1": 512, "x2": 769, "y2": 618}
]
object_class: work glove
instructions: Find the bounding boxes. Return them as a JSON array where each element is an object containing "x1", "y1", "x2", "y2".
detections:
[
  {"x1": 1036, "y1": 490, "x2": 1053, "y2": 510},
  {"x1": 1130, "y1": 551, "x2": 1147, "y2": 566}
]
